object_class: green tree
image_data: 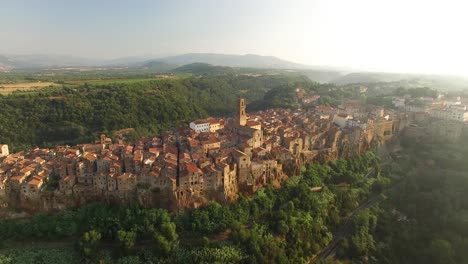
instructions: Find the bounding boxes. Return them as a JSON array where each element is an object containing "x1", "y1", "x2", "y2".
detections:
[
  {"x1": 427, "y1": 239, "x2": 455, "y2": 264},
  {"x1": 117, "y1": 230, "x2": 137, "y2": 253},
  {"x1": 78, "y1": 229, "x2": 102, "y2": 260},
  {"x1": 152, "y1": 233, "x2": 172, "y2": 256}
]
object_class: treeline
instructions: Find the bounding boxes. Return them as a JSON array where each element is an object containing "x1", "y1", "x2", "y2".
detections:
[
  {"x1": 0, "y1": 74, "x2": 305, "y2": 151},
  {"x1": 172, "y1": 63, "x2": 236, "y2": 75},
  {"x1": 0, "y1": 152, "x2": 382, "y2": 263},
  {"x1": 247, "y1": 81, "x2": 352, "y2": 111},
  {"x1": 395, "y1": 86, "x2": 438, "y2": 99}
]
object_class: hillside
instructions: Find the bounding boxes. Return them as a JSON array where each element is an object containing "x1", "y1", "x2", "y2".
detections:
[
  {"x1": 141, "y1": 60, "x2": 177, "y2": 72},
  {"x1": 0, "y1": 55, "x2": 14, "y2": 71},
  {"x1": 172, "y1": 63, "x2": 236, "y2": 75},
  {"x1": 0, "y1": 74, "x2": 308, "y2": 150},
  {"x1": 332, "y1": 72, "x2": 415, "y2": 85},
  {"x1": 155, "y1": 53, "x2": 307, "y2": 69},
  {"x1": 301, "y1": 69, "x2": 345, "y2": 83}
]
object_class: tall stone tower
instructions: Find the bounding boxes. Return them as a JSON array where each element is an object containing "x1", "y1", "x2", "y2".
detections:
[
  {"x1": 239, "y1": 98, "x2": 247, "y2": 126},
  {"x1": 100, "y1": 134, "x2": 106, "y2": 145}
]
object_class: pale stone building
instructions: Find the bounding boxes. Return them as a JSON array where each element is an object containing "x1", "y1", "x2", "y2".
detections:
[
  {"x1": 0, "y1": 145, "x2": 9, "y2": 157},
  {"x1": 190, "y1": 120, "x2": 210, "y2": 133}
]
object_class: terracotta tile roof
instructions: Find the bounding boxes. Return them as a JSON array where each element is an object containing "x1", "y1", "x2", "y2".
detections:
[
  {"x1": 117, "y1": 173, "x2": 135, "y2": 179},
  {"x1": 193, "y1": 119, "x2": 209, "y2": 125},
  {"x1": 82, "y1": 153, "x2": 97, "y2": 162},
  {"x1": 246, "y1": 120, "x2": 261, "y2": 127},
  {"x1": 231, "y1": 149, "x2": 248, "y2": 158},
  {"x1": 185, "y1": 162, "x2": 202, "y2": 174},
  {"x1": 27, "y1": 176, "x2": 43, "y2": 186},
  {"x1": 133, "y1": 150, "x2": 143, "y2": 161},
  {"x1": 201, "y1": 138, "x2": 221, "y2": 145}
]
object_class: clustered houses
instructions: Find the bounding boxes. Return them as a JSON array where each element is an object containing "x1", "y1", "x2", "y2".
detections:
[
  {"x1": 389, "y1": 94, "x2": 468, "y2": 142},
  {"x1": 0, "y1": 149, "x2": 52, "y2": 205},
  {"x1": 392, "y1": 93, "x2": 468, "y2": 123},
  {"x1": 331, "y1": 100, "x2": 404, "y2": 144},
  {"x1": 0, "y1": 98, "x2": 406, "y2": 212}
]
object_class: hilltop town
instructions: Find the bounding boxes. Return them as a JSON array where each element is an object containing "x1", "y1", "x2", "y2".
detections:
[{"x1": 0, "y1": 93, "x2": 467, "y2": 213}]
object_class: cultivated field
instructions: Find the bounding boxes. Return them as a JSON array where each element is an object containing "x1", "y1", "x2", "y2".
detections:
[
  {"x1": 65, "y1": 75, "x2": 187, "y2": 86},
  {"x1": 0, "y1": 81, "x2": 57, "y2": 94},
  {"x1": 65, "y1": 78, "x2": 158, "y2": 85}
]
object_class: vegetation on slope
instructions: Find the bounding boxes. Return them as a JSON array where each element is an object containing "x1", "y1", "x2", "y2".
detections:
[
  {"x1": 172, "y1": 63, "x2": 236, "y2": 75},
  {"x1": 0, "y1": 73, "x2": 307, "y2": 151},
  {"x1": 0, "y1": 152, "x2": 381, "y2": 263},
  {"x1": 248, "y1": 81, "x2": 353, "y2": 111},
  {"x1": 371, "y1": 133, "x2": 468, "y2": 264}
]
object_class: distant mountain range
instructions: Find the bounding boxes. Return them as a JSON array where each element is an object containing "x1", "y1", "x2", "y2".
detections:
[
  {"x1": 149, "y1": 53, "x2": 307, "y2": 69},
  {"x1": 0, "y1": 54, "x2": 104, "y2": 69},
  {"x1": 0, "y1": 55, "x2": 15, "y2": 71},
  {"x1": 0, "y1": 53, "x2": 308, "y2": 70},
  {"x1": 1, "y1": 53, "x2": 467, "y2": 90}
]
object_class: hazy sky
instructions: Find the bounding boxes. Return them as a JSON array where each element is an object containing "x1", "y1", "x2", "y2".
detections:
[{"x1": 1, "y1": 0, "x2": 468, "y2": 75}]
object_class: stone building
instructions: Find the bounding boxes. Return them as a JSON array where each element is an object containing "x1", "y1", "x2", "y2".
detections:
[{"x1": 0, "y1": 145, "x2": 9, "y2": 157}]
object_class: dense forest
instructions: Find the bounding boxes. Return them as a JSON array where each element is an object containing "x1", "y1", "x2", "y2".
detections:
[
  {"x1": 372, "y1": 133, "x2": 468, "y2": 264},
  {"x1": 248, "y1": 81, "x2": 353, "y2": 111},
  {"x1": 0, "y1": 73, "x2": 312, "y2": 151}
]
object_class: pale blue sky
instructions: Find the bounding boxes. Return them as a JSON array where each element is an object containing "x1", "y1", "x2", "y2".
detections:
[{"x1": 1, "y1": 0, "x2": 467, "y2": 75}]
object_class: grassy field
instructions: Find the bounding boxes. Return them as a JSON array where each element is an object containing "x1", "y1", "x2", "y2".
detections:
[
  {"x1": 0, "y1": 74, "x2": 191, "y2": 94},
  {"x1": 0, "y1": 82, "x2": 58, "y2": 94}
]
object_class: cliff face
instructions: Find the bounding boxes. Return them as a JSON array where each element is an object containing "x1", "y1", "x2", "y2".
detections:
[{"x1": 13, "y1": 182, "x2": 228, "y2": 212}]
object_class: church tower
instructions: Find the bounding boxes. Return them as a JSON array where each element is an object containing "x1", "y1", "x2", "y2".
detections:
[
  {"x1": 239, "y1": 98, "x2": 247, "y2": 126},
  {"x1": 100, "y1": 134, "x2": 106, "y2": 145}
]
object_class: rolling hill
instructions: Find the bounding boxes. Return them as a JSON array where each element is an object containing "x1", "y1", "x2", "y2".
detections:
[
  {"x1": 154, "y1": 53, "x2": 307, "y2": 69},
  {"x1": 171, "y1": 63, "x2": 235, "y2": 75},
  {"x1": 141, "y1": 60, "x2": 178, "y2": 72}
]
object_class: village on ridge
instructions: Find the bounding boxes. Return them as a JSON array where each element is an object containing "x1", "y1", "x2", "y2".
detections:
[{"x1": 0, "y1": 91, "x2": 467, "y2": 212}]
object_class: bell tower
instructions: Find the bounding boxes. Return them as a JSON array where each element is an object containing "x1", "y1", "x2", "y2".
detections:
[
  {"x1": 239, "y1": 98, "x2": 247, "y2": 126},
  {"x1": 100, "y1": 134, "x2": 106, "y2": 145}
]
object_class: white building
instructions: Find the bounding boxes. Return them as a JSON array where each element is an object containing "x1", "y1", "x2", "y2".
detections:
[
  {"x1": 190, "y1": 118, "x2": 225, "y2": 133},
  {"x1": 190, "y1": 120, "x2": 210, "y2": 133},
  {"x1": 0, "y1": 144, "x2": 9, "y2": 157}
]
